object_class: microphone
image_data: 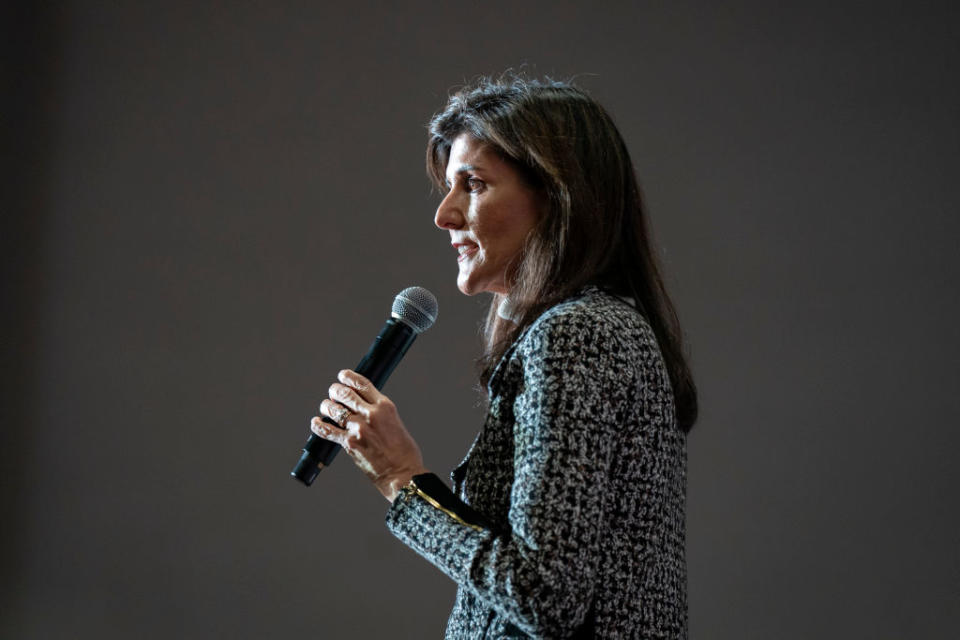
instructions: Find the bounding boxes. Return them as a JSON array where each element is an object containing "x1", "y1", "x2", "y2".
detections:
[{"x1": 291, "y1": 286, "x2": 438, "y2": 486}]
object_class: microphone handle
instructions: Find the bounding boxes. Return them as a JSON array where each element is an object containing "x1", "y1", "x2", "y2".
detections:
[{"x1": 291, "y1": 318, "x2": 417, "y2": 486}]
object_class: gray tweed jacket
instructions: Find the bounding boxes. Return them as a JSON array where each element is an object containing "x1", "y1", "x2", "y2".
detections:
[{"x1": 386, "y1": 286, "x2": 687, "y2": 639}]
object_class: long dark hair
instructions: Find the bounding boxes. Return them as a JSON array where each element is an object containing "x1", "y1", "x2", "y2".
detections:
[{"x1": 427, "y1": 76, "x2": 698, "y2": 432}]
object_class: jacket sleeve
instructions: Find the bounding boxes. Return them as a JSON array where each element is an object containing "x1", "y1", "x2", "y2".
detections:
[{"x1": 385, "y1": 311, "x2": 630, "y2": 638}]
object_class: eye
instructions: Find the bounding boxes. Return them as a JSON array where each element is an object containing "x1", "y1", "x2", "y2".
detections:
[{"x1": 466, "y1": 176, "x2": 485, "y2": 192}]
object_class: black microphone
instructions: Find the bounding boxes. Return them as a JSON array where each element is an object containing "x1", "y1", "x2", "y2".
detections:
[{"x1": 291, "y1": 286, "x2": 438, "y2": 486}]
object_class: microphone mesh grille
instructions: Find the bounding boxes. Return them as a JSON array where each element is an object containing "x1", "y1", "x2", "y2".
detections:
[{"x1": 392, "y1": 287, "x2": 438, "y2": 333}]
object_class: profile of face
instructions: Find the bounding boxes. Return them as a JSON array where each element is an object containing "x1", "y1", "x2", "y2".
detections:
[{"x1": 434, "y1": 134, "x2": 542, "y2": 296}]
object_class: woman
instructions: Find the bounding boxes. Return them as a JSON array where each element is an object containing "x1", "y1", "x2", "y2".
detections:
[{"x1": 310, "y1": 77, "x2": 698, "y2": 639}]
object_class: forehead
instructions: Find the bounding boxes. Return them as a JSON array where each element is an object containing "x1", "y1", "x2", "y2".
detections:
[{"x1": 446, "y1": 134, "x2": 496, "y2": 175}]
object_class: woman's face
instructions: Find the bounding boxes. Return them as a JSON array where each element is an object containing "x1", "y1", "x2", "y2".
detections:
[{"x1": 434, "y1": 134, "x2": 542, "y2": 296}]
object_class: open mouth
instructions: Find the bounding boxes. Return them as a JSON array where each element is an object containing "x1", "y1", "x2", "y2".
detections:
[{"x1": 455, "y1": 243, "x2": 478, "y2": 262}]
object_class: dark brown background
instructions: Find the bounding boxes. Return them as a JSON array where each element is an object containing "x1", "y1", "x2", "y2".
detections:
[{"x1": 4, "y1": 1, "x2": 958, "y2": 637}]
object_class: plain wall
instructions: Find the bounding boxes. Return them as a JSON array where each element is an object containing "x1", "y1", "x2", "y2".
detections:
[{"x1": 4, "y1": 1, "x2": 959, "y2": 637}]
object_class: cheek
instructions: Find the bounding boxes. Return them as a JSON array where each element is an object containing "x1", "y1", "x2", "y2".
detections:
[
  {"x1": 474, "y1": 213, "x2": 524, "y2": 256},
  {"x1": 488, "y1": 220, "x2": 535, "y2": 262}
]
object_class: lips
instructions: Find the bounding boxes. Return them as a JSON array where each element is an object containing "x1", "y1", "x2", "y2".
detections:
[{"x1": 452, "y1": 242, "x2": 478, "y2": 262}]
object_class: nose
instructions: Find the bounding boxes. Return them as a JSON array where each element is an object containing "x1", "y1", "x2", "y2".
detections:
[{"x1": 434, "y1": 189, "x2": 465, "y2": 230}]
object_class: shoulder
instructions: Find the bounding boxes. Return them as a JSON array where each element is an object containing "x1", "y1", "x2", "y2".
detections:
[{"x1": 518, "y1": 286, "x2": 658, "y2": 360}]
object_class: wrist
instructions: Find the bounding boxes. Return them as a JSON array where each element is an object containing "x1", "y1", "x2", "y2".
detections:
[{"x1": 383, "y1": 467, "x2": 429, "y2": 503}]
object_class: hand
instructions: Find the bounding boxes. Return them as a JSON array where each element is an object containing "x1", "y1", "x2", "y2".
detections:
[{"x1": 312, "y1": 369, "x2": 428, "y2": 502}]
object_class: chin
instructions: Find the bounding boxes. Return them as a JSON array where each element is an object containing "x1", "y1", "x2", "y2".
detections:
[
  {"x1": 456, "y1": 268, "x2": 479, "y2": 296},
  {"x1": 457, "y1": 266, "x2": 505, "y2": 296},
  {"x1": 456, "y1": 279, "x2": 479, "y2": 296},
  {"x1": 457, "y1": 278, "x2": 507, "y2": 297}
]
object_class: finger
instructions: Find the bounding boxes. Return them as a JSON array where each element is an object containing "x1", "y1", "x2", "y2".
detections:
[
  {"x1": 328, "y1": 382, "x2": 370, "y2": 415},
  {"x1": 311, "y1": 416, "x2": 349, "y2": 447},
  {"x1": 319, "y1": 399, "x2": 352, "y2": 427},
  {"x1": 338, "y1": 369, "x2": 381, "y2": 403}
]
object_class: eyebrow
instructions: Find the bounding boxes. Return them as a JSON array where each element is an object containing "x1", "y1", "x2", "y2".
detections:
[{"x1": 445, "y1": 163, "x2": 480, "y2": 185}]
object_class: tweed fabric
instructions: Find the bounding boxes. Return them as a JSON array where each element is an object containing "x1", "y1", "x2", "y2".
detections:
[{"x1": 386, "y1": 286, "x2": 687, "y2": 639}]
